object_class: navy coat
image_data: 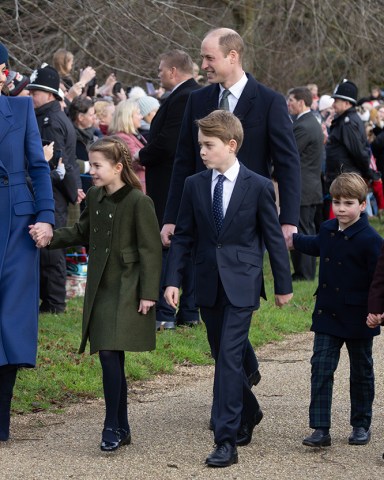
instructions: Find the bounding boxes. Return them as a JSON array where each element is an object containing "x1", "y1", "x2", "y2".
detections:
[
  {"x1": 293, "y1": 214, "x2": 382, "y2": 339},
  {"x1": 163, "y1": 74, "x2": 301, "y2": 227},
  {"x1": 0, "y1": 95, "x2": 54, "y2": 367},
  {"x1": 164, "y1": 164, "x2": 292, "y2": 308}
]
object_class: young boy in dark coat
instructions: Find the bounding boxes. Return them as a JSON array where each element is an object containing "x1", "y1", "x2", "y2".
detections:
[
  {"x1": 293, "y1": 172, "x2": 383, "y2": 447},
  {"x1": 164, "y1": 110, "x2": 293, "y2": 467}
]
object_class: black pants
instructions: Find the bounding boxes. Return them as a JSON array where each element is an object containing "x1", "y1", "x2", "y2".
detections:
[
  {"x1": 0, "y1": 365, "x2": 17, "y2": 440},
  {"x1": 290, "y1": 204, "x2": 317, "y2": 280}
]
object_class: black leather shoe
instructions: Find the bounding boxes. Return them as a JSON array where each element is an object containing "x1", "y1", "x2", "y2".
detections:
[
  {"x1": 236, "y1": 409, "x2": 263, "y2": 446},
  {"x1": 176, "y1": 319, "x2": 200, "y2": 327},
  {"x1": 248, "y1": 370, "x2": 261, "y2": 388},
  {"x1": 205, "y1": 441, "x2": 238, "y2": 468},
  {"x1": 302, "y1": 429, "x2": 331, "y2": 447},
  {"x1": 100, "y1": 428, "x2": 120, "y2": 452},
  {"x1": 348, "y1": 427, "x2": 371, "y2": 445},
  {"x1": 118, "y1": 428, "x2": 131, "y2": 446}
]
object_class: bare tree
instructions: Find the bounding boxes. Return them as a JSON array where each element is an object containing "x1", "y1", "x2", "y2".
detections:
[{"x1": 1, "y1": 0, "x2": 383, "y2": 95}]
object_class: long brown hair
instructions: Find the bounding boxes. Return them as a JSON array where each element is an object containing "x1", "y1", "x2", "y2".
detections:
[{"x1": 88, "y1": 136, "x2": 142, "y2": 191}]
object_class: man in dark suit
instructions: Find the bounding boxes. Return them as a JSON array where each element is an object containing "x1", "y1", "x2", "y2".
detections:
[
  {"x1": 161, "y1": 27, "x2": 300, "y2": 408},
  {"x1": 287, "y1": 87, "x2": 324, "y2": 280},
  {"x1": 138, "y1": 50, "x2": 200, "y2": 330},
  {"x1": 164, "y1": 111, "x2": 293, "y2": 467}
]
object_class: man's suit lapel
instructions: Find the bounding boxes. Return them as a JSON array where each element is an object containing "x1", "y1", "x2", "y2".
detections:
[
  {"x1": 233, "y1": 74, "x2": 258, "y2": 120},
  {"x1": 220, "y1": 165, "x2": 249, "y2": 237}
]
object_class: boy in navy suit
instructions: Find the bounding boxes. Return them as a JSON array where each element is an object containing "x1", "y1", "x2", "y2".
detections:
[
  {"x1": 164, "y1": 110, "x2": 293, "y2": 467},
  {"x1": 293, "y1": 173, "x2": 383, "y2": 448}
]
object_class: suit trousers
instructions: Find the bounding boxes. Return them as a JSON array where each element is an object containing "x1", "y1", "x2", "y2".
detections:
[
  {"x1": 290, "y1": 204, "x2": 317, "y2": 280},
  {"x1": 309, "y1": 332, "x2": 374, "y2": 430},
  {"x1": 157, "y1": 249, "x2": 199, "y2": 324},
  {"x1": 200, "y1": 282, "x2": 259, "y2": 446}
]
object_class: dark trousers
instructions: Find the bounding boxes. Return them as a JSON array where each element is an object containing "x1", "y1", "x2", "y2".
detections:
[
  {"x1": 157, "y1": 249, "x2": 199, "y2": 324},
  {"x1": 309, "y1": 332, "x2": 374, "y2": 429},
  {"x1": 290, "y1": 204, "x2": 317, "y2": 280},
  {"x1": 200, "y1": 282, "x2": 259, "y2": 446},
  {"x1": 39, "y1": 209, "x2": 67, "y2": 313}
]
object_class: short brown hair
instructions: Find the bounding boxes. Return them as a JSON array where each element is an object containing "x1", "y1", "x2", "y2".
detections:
[
  {"x1": 329, "y1": 173, "x2": 368, "y2": 203},
  {"x1": 196, "y1": 110, "x2": 244, "y2": 153},
  {"x1": 206, "y1": 28, "x2": 244, "y2": 62},
  {"x1": 159, "y1": 49, "x2": 194, "y2": 75},
  {"x1": 288, "y1": 87, "x2": 313, "y2": 108}
]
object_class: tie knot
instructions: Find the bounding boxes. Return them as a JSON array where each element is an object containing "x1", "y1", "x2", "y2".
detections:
[
  {"x1": 222, "y1": 89, "x2": 230, "y2": 99},
  {"x1": 217, "y1": 174, "x2": 225, "y2": 185},
  {"x1": 219, "y1": 89, "x2": 231, "y2": 110}
]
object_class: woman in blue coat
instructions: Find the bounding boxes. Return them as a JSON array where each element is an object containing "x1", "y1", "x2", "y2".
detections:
[{"x1": 0, "y1": 43, "x2": 55, "y2": 441}]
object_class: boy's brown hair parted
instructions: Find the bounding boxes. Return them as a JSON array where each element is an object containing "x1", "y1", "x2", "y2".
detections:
[
  {"x1": 88, "y1": 136, "x2": 142, "y2": 191},
  {"x1": 329, "y1": 172, "x2": 368, "y2": 203},
  {"x1": 196, "y1": 110, "x2": 244, "y2": 153}
]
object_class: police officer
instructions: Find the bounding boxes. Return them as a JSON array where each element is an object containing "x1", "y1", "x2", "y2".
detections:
[
  {"x1": 325, "y1": 79, "x2": 371, "y2": 187},
  {"x1": 27, "y1": 65, "x2": 81, "y2": 313}
]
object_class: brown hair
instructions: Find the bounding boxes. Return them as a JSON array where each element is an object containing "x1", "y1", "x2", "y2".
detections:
[
  {"x1": 196, "y1": 110, "x2": 244, "y2": 153},
  {"x1": 288, "y1": 87, "x2": 313, "y2": 108},
  {"x1": 329, "y1": 172, "x2": 368, "y2": 203},
  {"x1": 206, "y1": 28, "x2": 244, "y2": 63},
  {"x1": 52, "y1": 49, "x2": 74, "y2": 77},
  {"x1": 88, "y1": 136, "x2": 142, "y2": 190},
  {"x1": 159, "y1": 49, "x2": 194, "y2": 75}
]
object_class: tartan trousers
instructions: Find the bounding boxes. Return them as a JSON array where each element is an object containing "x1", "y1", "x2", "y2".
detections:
[{"x1": 309, "y1": 332, "x2": 374, "y2": 429}]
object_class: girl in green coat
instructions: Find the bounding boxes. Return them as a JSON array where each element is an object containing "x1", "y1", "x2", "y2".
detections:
[{"x1": 30, "y1": 136, "x2": 162, "y2": 452}]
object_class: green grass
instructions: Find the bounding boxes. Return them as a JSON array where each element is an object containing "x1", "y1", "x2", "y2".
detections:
[{"x1": 13, "y1": 217, "x2": 384, "y2": 414}]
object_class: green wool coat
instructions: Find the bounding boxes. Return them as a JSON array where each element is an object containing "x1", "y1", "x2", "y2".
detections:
[{"x1": 50, "y1": 184, "x2": 162, "y2": 354}]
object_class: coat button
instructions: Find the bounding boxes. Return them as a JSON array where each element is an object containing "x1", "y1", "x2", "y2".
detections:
[
  {"x1": 322, "y1": 283, "x2": 327, "y2": 288},
  {"x1": 335, "y1": 287, "x2": 340, "y2": 292},
  {"x1": 344, "y1": 237, "x2": 349, "y2": 241},
  {"x1": 105, "y1": 248, "x2": 110, "y2": 253},
  {"x1": 96, "y1": 210, "x2": 100, "y2": 215},
  {"x1": 217, "y1": 244, "x2": 222, "y2": 248},
  {"x1": 317, "y1": 309, "x2": 322, "y2": 314},
  {"x1": 107, "y1": 230, "x2": 111, "y2": 236},
  {"x1": 325, "y1": 258, "x2": 330, "y2": 262},
  {"x1": 92, "y1": 245, "x2": 96, "y2": 250},
  {"x1": 93, "y1": 227, "x2": 98, "y2": 233},
  {"x1": 332, "y1": 313, "x2": 336, "y2": 318},
  {"x1": 3, "y1": 176, "x2": 8, "y2": 185},
  {"x1": 109, "y1": 213, "x2": 113, "y2": 218},
  {"x1": 330, "y1": 232, "x2": 335, "y2": 237},
  {"x1": 337, "y1": 261, "x2": 342, "y2": 265}
]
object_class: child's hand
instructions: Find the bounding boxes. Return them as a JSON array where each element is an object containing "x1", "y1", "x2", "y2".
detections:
[
  {"x1": 138, "y1": 299, "x2": 155, "y2": 315},
  {"x1": 164, "y1": 287, "x2": 179, "y2": 309},
  {"x1": 366, "y1": 313, "x2": 384, "y2": 328},
  {"x1": 275, "y1": 292, "x2": 293, "y2": 307}
]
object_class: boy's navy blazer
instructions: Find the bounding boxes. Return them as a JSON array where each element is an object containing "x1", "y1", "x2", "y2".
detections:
[
  {"x1": 163, "y1": 73, "x2": 301, "y2": 227},
  {"x1": 294, "y1": 214, "x2": 383, "y2": 339},
  {"x1": 165, "y1": 163, "x2": 292, "y2": 308}
]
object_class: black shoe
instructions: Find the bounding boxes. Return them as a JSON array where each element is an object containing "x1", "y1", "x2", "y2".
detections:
[
  {"x1": 236, "y1": 409, "x2": 263, "y2": 446},
  {"x1": 176, "y1": 319, "x2": 200, "y2": 327},
  {"x1": 248, "y1": 370, "x2": 261, "y2": 388},
  {"x1": 100, "y1": 428, "x2": 120, "y2": 452},
  {"x1": 118, "y1": 428, "x2": 131, "y2": 446},
  {"x1": 302, "y1": 429, "x2": 331, "y2": 447},
  {"x1": 156, "y1": 321, "x2": 176, "y2": 331},
  {"x1": 205, "y1": 441, "x2": 238, "y2": 468},
  {"x1": 348, "y1": 427, "x2": 371, "y2": 445}
]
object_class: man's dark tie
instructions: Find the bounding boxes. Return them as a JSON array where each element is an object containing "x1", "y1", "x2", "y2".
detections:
[
  {"x1": 213, "y1": 174, "x2": 226, "y2": 233},
  {"x1": 219, "y1": 89, "x2": 230, "y2": 111}
]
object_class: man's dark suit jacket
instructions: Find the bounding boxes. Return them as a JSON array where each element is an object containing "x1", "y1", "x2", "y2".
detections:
[
  {"x1": 139, "y1": 78, "x2": 200, "y2": 225},
  {"x1": 293, "y1": 111, "x2": 324, "y2": 206},
  {"x1": 163, "y1": 74, "x2": 301, "y2": 227},
  {"x1": 164, "y1": 164, "x2": 292, "y2": 308}
]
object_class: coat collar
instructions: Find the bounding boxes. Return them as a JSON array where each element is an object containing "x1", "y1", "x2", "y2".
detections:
[
  {"x1": 96, "y1": 183, "x2": 134, "y2": 203},
  {"x1": 0, "y1": 95, "x2": 14, "y2": 148},
  {"x1": 323, "y1": 212, "x2": 370, "y2": 238},
  {"x1": 198, "y1": 163, "x2": 251, "y2": 237}
]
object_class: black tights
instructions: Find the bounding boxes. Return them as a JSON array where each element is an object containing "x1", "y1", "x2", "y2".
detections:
[
  {"x1": 98, "y1": 351, "x2": 129, "y2": 433},
  {"x1": 0, "y1": 365, "x2": 18, "y2": 441}
]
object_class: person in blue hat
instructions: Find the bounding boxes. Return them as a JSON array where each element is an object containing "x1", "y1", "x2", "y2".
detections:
[{"x1": 0, "y1": 43, "x2": 54, "y2": 442}]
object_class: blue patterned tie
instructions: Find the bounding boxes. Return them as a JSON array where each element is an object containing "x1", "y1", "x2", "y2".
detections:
[
  {"x1": 219, "y1": 89, "x2": 230, "y2": 110},
  {"x1": 213, "y1": 175, "x2": 225, "y2": 233}
]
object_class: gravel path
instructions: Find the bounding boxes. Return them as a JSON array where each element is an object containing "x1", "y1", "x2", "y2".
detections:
[{"x1": 1, "y1": 331, "x2": 384, "y2": 479}]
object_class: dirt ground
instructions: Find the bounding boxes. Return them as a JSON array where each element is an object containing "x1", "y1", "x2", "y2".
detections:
[{"x1": 1, "y1": 331, "x2": 384, "y2": 479}]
